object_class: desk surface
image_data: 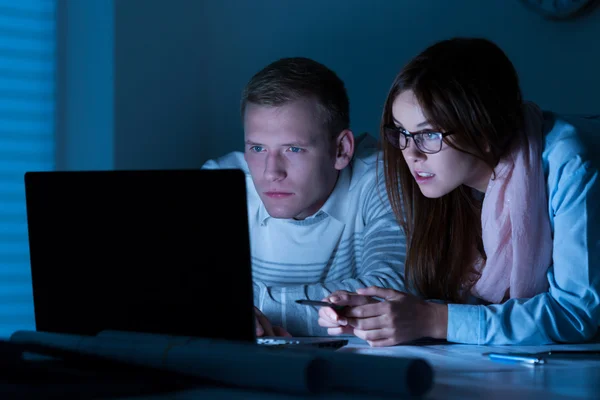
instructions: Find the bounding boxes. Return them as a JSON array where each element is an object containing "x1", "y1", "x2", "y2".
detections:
[
  {"x1": 107, "y1": 337, "x2": 600, "y2": 400},
  {"x1": 342, "y1": 337, "x2": 600, "y2": 399}
]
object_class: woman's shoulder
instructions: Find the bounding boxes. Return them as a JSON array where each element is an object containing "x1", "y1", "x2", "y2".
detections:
[
  {"x1": 542, "y1": 111, "x2": 600, "y2": 171},
  {"x1": 542, "y1": 112, "x2": 600, "y2": 210}
]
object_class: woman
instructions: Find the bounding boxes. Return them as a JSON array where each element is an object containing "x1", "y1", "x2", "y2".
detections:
[{"x1": 318, "y1": 37, "x2": 600, "y2": 346}]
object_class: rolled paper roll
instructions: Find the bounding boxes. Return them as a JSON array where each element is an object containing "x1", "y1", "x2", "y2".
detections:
[
  {"x1": 330, "y1": 351, "x2": 434, "y2": 397},
  {"x1": 10, "y1": 330, "x2": 327, "y2": 394},
  {"x1": 284, "y1": 347, "x2": 435, "y2": 397},
  {"x1": 11, "y1": 330, "x2": 434, "y2": 397}
]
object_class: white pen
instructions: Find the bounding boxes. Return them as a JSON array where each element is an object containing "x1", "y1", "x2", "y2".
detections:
[{"x1": 484, "y1": 352, "x2": 546, "y2": 365}]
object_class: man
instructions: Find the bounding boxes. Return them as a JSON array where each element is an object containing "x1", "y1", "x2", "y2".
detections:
[{"x1": 202, "y1": 57, "x2": 406, "y2": 337}]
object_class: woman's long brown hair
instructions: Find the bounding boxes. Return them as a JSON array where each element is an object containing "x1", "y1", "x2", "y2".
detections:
[{"x1": 380, "y1": 38, "x2": 525, "y2": 303}]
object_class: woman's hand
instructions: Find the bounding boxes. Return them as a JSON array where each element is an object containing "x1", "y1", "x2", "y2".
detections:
[
  {"x1": 317, "y1": 290, "x2": 378, "y2": 335},
  {"x1": 342, "y1": 286, "x2": 448, "y2": 347}
]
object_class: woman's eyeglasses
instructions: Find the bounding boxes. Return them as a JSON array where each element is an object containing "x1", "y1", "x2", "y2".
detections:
[{"x1": 384, "y1": 124, "x2": 453, "y2": 154}]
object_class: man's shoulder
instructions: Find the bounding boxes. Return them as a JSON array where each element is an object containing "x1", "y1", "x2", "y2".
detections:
[
  {"x1": 201, "y1": 150, "x2": 255, "y2": 192},
  {"x1": 201, "y1": 151, "x2": 263, "y2": 217},
  {"x1": 349, "y1": 133, "x2": 384, "y2": 187},
  {"x1": 201, "y1": 150, "x2": 249, "y2": 173}
]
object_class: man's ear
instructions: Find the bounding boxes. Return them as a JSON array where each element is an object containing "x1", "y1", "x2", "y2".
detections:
[{"x1": 334, "y1": 129, "x2": 355, "y2": 170}]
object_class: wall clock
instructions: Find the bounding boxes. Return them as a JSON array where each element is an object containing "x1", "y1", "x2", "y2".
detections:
[{"x1": 519, "y1": 0, "x2": 599, "y2": 19}]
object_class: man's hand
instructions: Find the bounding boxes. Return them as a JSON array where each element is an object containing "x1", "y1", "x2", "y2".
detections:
[{"x1": 254, "y1": 307, "x2": 292, "y2": 337}]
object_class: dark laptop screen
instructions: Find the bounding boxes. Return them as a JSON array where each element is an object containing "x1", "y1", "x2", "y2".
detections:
[{"x1": 24, "y1": 169, "x2": 255, "y2": 342}]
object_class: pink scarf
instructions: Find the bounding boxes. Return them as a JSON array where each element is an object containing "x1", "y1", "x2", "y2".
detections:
[{"x1": 471, "y1": 102, "x2": 553, "y2": 303}]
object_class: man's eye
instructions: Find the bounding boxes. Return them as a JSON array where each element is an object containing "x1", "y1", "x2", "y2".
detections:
[
  {"x1": 288, "y1": 147, "x2": 304, "y2": 153},
  {"x1": 249, "y1": 146, "x2": 264, "y2": 152}
]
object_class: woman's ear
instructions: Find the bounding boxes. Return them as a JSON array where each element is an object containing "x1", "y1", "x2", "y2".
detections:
[
  {"x1": 484, "y1": 141, "x2": 492, "y2": 153},
  {"x1": 334, "y1": 130, "x2": 355, "y2": 170}
]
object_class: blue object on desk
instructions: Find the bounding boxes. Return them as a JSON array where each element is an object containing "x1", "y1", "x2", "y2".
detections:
[
  {"x1": 484, "y1": 352, "x2": 546, "y2": 365},
  {"x1": 485, "y1": 350, "x2": 600, "y2": 365}
]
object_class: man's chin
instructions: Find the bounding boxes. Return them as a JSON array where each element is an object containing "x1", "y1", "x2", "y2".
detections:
[
  {"x1": 265, "y1": 209, "x2": 297, "y2": 219},
  {"x1": 263, "y1": 204, "x2": 299, "y2": 219}
]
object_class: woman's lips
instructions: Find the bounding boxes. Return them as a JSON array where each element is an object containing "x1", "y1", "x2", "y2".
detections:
[{"x1": 414, "y1": 171, "x2": 435, "y2": 184}]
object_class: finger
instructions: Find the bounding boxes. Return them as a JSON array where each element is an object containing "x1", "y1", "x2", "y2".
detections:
[
  {"x1": 254, "y1": 308, "x2": 275, "y2": 337},
  {"x1": 273, "y1": 326, "x2": 292, "y2": 338},
  {"x1": 367, "y1": 338, "x2": 399, "y2": 347},
  {"x1": 346, "y1": 315, "x2": 385, "y2": 331},
  {"x1": 254, "y1": 316, "x2": 264, "y2": 336},
  {"x1": 356, "y1": 286, "x2": 403, "y2": 300},
  {"x1": 329, "y1": 293, "x2": 373, "y2": 307},
  {"x1": 327, "y1": 326, "x2": 354, "y2": 336},
  {"x1": 318, "y1": 306, "x2": 335, "y2": 322},
  {"x1": 323, "y1": 290, "x2": 351, "y2": 301},
  {"x1": 352, "y1": 328, "x2": 390, "y2": 342},
  {"x1": 319, "y1": 307, "x2": 347, "y2": 326},
  {"x1": 321, "y1": 290, "x2": 352, "y2": 302},
  {"x1": 318, "y1": 317, "x2": 344, "y2": 328},
  {"x1": 344, "y1": 302, "x2": 388, "y2": 319}
]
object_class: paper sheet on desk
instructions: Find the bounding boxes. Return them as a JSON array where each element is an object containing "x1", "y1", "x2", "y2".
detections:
[{"x1": 338, "y1": 338, "x2": 600, "y2": 372}]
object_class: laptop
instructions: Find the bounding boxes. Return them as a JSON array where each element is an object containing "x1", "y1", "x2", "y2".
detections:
[{"x1": 23, "y1": 169, "x2": 347, "y2": 350}]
